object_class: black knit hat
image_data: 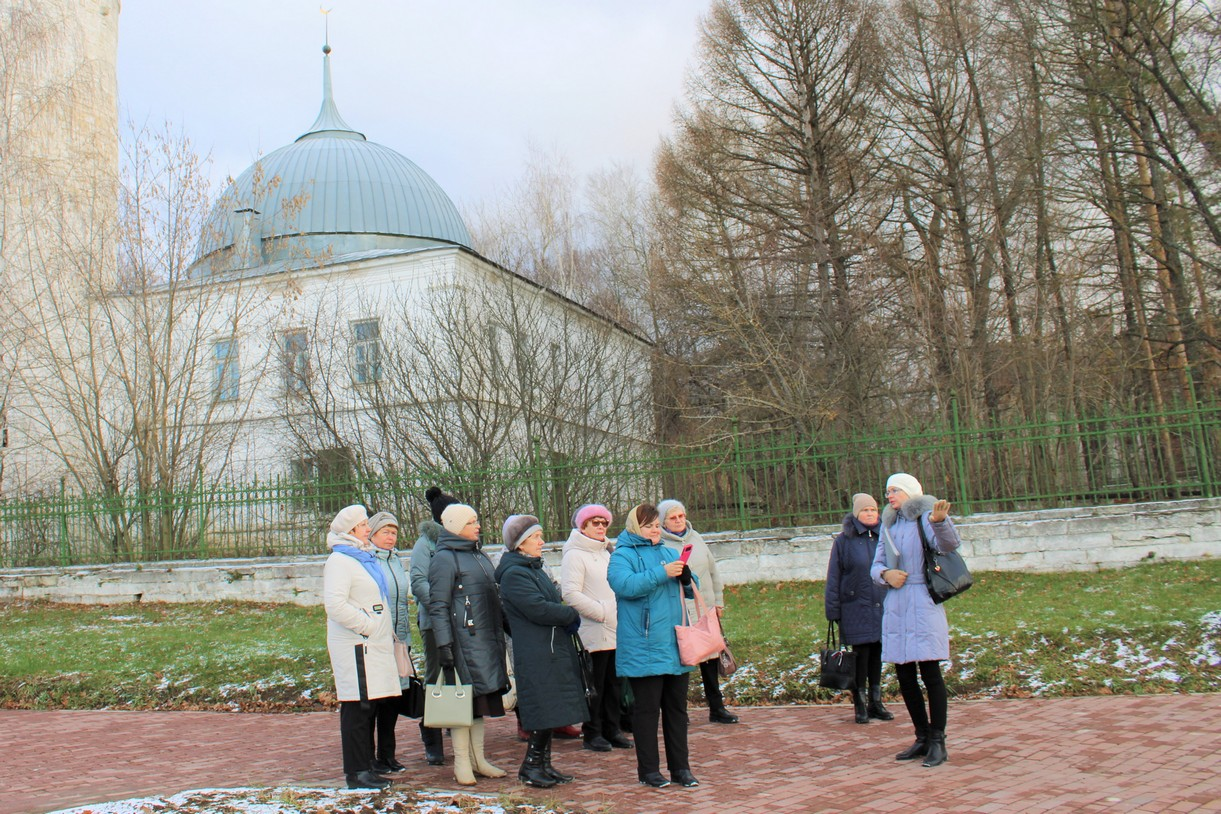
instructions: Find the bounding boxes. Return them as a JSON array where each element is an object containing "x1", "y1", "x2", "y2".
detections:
[{"x1": 425, "y1": 486, "x2": 459, "y2": 524}]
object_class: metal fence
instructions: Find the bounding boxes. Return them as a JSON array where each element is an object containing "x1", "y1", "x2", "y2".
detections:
[{"x1": 2, "y1": 400, "x2": 1216, "y2": 567}]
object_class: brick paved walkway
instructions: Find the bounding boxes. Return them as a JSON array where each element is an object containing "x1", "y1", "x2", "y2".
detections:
[{"x1": 3, "y1": 695, "x2": 1219, "y2": 814}]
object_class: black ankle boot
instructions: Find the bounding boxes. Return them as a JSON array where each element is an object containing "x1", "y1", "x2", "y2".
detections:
[
  {"x1": 895, "y1": 728, "x2": 929, "y2": 761},
  {"x1": 709, "y1": 704, "x2": 739, "y2": 724},
  {"x1": 922, "y1": 729, "x2": 948, "y2": 767},
  {"x1": 420, "y1": 723, "x2": 445, "y2": 766},
  {"x1": 518, "y1": 731, "x2": 557, "y2": 788},
  {"x1": 346, "y1": 770, "x2": 390, "y2": 789},
  {"x1": 867, "y1": 686, "x2": 895, "y2": 720},
  {"x1": 852, "y1": 689, "x2": 870, "y2": 724}
]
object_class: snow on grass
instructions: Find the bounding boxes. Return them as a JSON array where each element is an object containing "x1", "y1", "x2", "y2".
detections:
[{"x1": 47, "y1": 787, "x2": 546, "y2": 814}]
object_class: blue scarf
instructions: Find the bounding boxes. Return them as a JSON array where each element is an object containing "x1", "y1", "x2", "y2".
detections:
[{"x1": 333, "y1": 545, "x2": 390, "y2": 600}]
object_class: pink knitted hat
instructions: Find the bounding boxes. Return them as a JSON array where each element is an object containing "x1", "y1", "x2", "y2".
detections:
[{"x1": 572, "y1": 504, "x2": 612, "y2": 531}]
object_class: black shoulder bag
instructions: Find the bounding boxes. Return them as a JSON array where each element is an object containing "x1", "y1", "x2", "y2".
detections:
[{"x1": 916, "y1": 514, "x2": 973, "y2": 604}]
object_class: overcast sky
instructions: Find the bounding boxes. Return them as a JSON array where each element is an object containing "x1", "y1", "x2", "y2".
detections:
[{"x1": 117, "y1": 0, "x2": 712, "y2": 209}]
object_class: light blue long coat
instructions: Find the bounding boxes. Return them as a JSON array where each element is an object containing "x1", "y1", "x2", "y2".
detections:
[{"x1": 870, "y1": 495, "x2": 962, "y2": 664}]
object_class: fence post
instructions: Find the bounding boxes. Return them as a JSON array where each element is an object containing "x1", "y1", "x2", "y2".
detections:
[
  {"x1": 530, "y1": 437, "x2": 547, "y2": 528},
  {"x1": 731, "y1": 419, "x2": 749, "y2": 530},
  {"x1": 197, "y1": 479, "x2": 210, "y2": 559},
  {"x1": 951, "y1": 398, "x2": 972, "y2": 514},
  {"x1": 58, "y1": 478, "x2": 70, "y2": 566},
  {"x1": 1185, "y1": 369, "x2": 1215, "y2": 498}
]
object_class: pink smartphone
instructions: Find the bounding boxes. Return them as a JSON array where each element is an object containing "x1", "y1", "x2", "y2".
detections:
[{"x1": 679, "y1": 543, "x2": 694, "y2": 564}]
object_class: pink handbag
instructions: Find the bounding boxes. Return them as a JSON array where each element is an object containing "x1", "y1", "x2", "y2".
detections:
[{"x1": 675, "y1": 585, "x2": 726, "y2": 666}]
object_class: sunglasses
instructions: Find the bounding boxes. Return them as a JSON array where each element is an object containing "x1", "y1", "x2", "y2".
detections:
[{"x1": 587, "y1": 519, "x2": 609, "y2": 527}]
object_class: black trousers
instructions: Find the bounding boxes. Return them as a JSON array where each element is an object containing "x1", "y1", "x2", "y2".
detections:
[
  {"x1": 628, "y1": 673, "x2": 690, "y2": 777},
  {"x1": 373, "y1": 696, "x2": 398, "y2": 762},
  {"x1": 698, "y1": 657, "x2": 725, "y2": 707},
  {"x1": 421, "y1": 627, "x2": 441, "y2": 684},
  {"x1": 340, "y1": 700, "x2": 377, "y2": 775},
  {"x1": 582, "y1": 649, "x2": 626, "y2": 740},
  {"x1": 852, "y1": 641, "x2": 883, "y2": 693},
  {"x1": 895, "y1": 660, "x2": 948, "y2": 732}
]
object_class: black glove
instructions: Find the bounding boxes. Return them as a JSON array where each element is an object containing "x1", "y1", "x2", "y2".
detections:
[
  {"x1": 438, "y1": 644, "x2": 454, "y2": 668},
  {"x1": 679, "y1": 564, "x2": 693, "y2": 585},
  {"x1": 564, "y1": 617, "x2": 581, "y2": 635}
]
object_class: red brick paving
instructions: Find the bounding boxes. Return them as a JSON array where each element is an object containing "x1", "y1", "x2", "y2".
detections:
[{"x1": 2, "y1": 695, "x2": 1219, "y2": 814}]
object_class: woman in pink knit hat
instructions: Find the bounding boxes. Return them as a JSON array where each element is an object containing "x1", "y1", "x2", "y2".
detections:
[{"x1": 560, "y1": 504, "x2": 634, "y2": 753}]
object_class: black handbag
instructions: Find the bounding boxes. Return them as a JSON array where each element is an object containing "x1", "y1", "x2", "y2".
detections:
[
  {"x1": 818, "y1": 621, "x2": 856, "y2": 690},
  {"x1": 396, "y1": 649, "x2": 425, "y2": 719},
  {"x1": 398, "y1": 675, "x2": 425, "y2": 719},
  {"x1": 916, "y1": 514, "x2": 973, "y2": 604},
  {"x1": 573, "y1": 634, "x2": 598, "y2": 710}
]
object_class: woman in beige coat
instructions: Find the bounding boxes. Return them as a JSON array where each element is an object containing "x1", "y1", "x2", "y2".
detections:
[
  {"x1": 658, "y1": 499, "x2": 739, "y2": 724},
  {"x1": 323, "y1": 504, "x2": 402, "y2": 790},
  {"x1": 560, "y1": 504, "x2": 632, "y2": 752}
]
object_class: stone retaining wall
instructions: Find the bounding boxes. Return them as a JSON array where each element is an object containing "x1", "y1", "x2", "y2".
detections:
[{"x1": 2, "y1": 497, "x2": 1217, "y2": 605}]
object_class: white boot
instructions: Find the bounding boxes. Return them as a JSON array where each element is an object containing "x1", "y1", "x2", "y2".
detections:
[
  {"x1": 470, "y1": 717, "x2": 506, "y2": 778},
  {"x1": 450, "y1": 726, "x2": 477, "y2": 786}
]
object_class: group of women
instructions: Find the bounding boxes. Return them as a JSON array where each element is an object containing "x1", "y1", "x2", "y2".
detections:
[
  {"x1": 322, "y1": 491, "x2": 737, "y2": 791},
  {"x1": 825, "y1": 473, "x2": 962, "y2": 767},
  {"x1": 321, "y1": 469, "x2": 961, "y2": 792}
]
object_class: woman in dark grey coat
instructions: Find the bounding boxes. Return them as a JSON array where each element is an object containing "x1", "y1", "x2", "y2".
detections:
[
  {"x1": 495, "y1": 514, "x2": 588, "y2": 788},
  {"x1": 825, "y1": 494, "x2": 893, "y2": 724},
  {"x1": 426, "y1": 503, "x2": 509, "y2": 786}
]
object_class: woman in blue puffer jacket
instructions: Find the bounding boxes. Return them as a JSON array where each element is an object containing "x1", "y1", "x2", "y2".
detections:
[{"x1": 608, "y1": 503, "x2": 699, "y2": 790}]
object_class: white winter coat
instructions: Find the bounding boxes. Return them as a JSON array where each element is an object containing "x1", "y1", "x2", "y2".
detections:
[
  {"x1": 560, "y1": 529, "x2": 617, "y2": 652},
  {"x1": 323, "y1": 531, "x2": 401, "y2": 702}
]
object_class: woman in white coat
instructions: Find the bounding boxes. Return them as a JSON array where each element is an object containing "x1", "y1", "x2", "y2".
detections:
[
  {"x1": 560, "y1": 504, "x2": 632, "y2": 753},
  {"x1": 323, "y1": 504, "x2": 402, "y2": 790}
]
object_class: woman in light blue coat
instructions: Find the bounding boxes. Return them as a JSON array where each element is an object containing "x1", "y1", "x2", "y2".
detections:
[
  {"x1": 871, "y1": 473, "x2": 961, "y2": 768},
  {"x1": 608, "y1": 503, "x2": 699, "y2": 790},
  {"x1": 369, "y1": 511, "x2": 411, "y2": 775}
]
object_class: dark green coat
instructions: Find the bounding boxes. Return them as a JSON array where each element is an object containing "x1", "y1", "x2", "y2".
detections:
[{"x1": 495, "y1": 550, "x2": 589, "y2": 731}]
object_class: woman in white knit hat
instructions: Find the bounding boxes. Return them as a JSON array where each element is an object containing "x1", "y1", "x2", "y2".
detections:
[
  {"x1": 871, "y1": 473, "x2": 962, "y2": 768},
  {"x1": 322, "y1": 504, "x2": 402, "y2": 790},
  {"x1": 426, "y1": 503, "x2": 509, "y2": 786},
  {"x1": 657, "y1": 498, "x2": 738, "y2": 725}
]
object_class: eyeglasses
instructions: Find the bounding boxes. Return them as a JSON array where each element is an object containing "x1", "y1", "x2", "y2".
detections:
[
  {"x1": 884, "y1": 488, "x2": 904, "y2": 496},
  {"x1": 588, "y1": 519, "x2": 609, "y2": 527}
]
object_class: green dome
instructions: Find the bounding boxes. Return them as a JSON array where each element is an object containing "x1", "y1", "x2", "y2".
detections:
[{"x1": 196, "y1": 48, "x2": 470, "y2": 270}]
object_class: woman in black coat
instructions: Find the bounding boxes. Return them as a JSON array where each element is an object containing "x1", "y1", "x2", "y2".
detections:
[
  {"x1": 427, "y1": 503, "x2": 509, "y2": 786},
  {"x1": 825, "y1": 493, "x2": 894, "y2": 724},
  {"x1": 495, "y1": 514, "x2": 589, "y2": 788}
]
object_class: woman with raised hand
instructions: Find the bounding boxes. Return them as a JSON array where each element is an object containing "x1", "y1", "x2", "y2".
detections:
[
  {"x1": 608, "y1": 503, "x2": 700, "y2": 790},
  {"x1": 426, "y1": 503, "x2": 509, "y2": 786},
  {"x1": 496, "y1": 514, "x2": 588, "y2": 788},
  {"x1": 871, "y1": 473, "x2": 962, "y2": 768},
  {"x1": 322, "y1": 504, "x2": 401, "y2": 790}
]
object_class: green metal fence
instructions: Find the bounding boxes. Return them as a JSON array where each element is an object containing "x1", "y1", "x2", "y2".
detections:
[{"x1": 2, "y1": 401, "x2": 1217, "y2": 567}]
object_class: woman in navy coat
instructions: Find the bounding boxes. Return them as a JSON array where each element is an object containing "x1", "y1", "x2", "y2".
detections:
[{"x1": 825, "y1": 493, "x2": 893, "y2": 724}]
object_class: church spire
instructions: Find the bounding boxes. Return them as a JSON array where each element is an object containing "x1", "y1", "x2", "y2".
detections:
[{"x1": 297, "y1": 43, "x2": 365, "y2": 142}]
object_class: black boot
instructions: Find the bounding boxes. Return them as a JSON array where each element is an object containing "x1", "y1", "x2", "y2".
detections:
[
  {"x1": 895, "y1": 726, "x2": 929, "y2": 761},
  {"x1": 709, "y1": 703, "x2": 740, "y2": 724},
  {"x1": 346, "y1": 770, "x2": 390, "y2": 789},
  {"x1": 420, "y1": 722, "x2": 445, "y2": 766},
  {"x1": 518, "y1": 731, "x2": 557, "y2": 788},
  {"x1": 922, "y1": 729, "x2": 948, "y2": 767},
  {"x1": 868, "y1": 685, "x2": 894, "y2": 720},
  {"x1": 540, "y1": 730, "x2": 574, "y2": 784},
  {"x1": 852, "y1": 689, "x2": 870, "y2": 724}
]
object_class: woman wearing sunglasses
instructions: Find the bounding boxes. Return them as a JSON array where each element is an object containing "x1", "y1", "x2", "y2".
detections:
[{"x1": 560, "y1": 504, "x2": 634, "y2": 753}]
